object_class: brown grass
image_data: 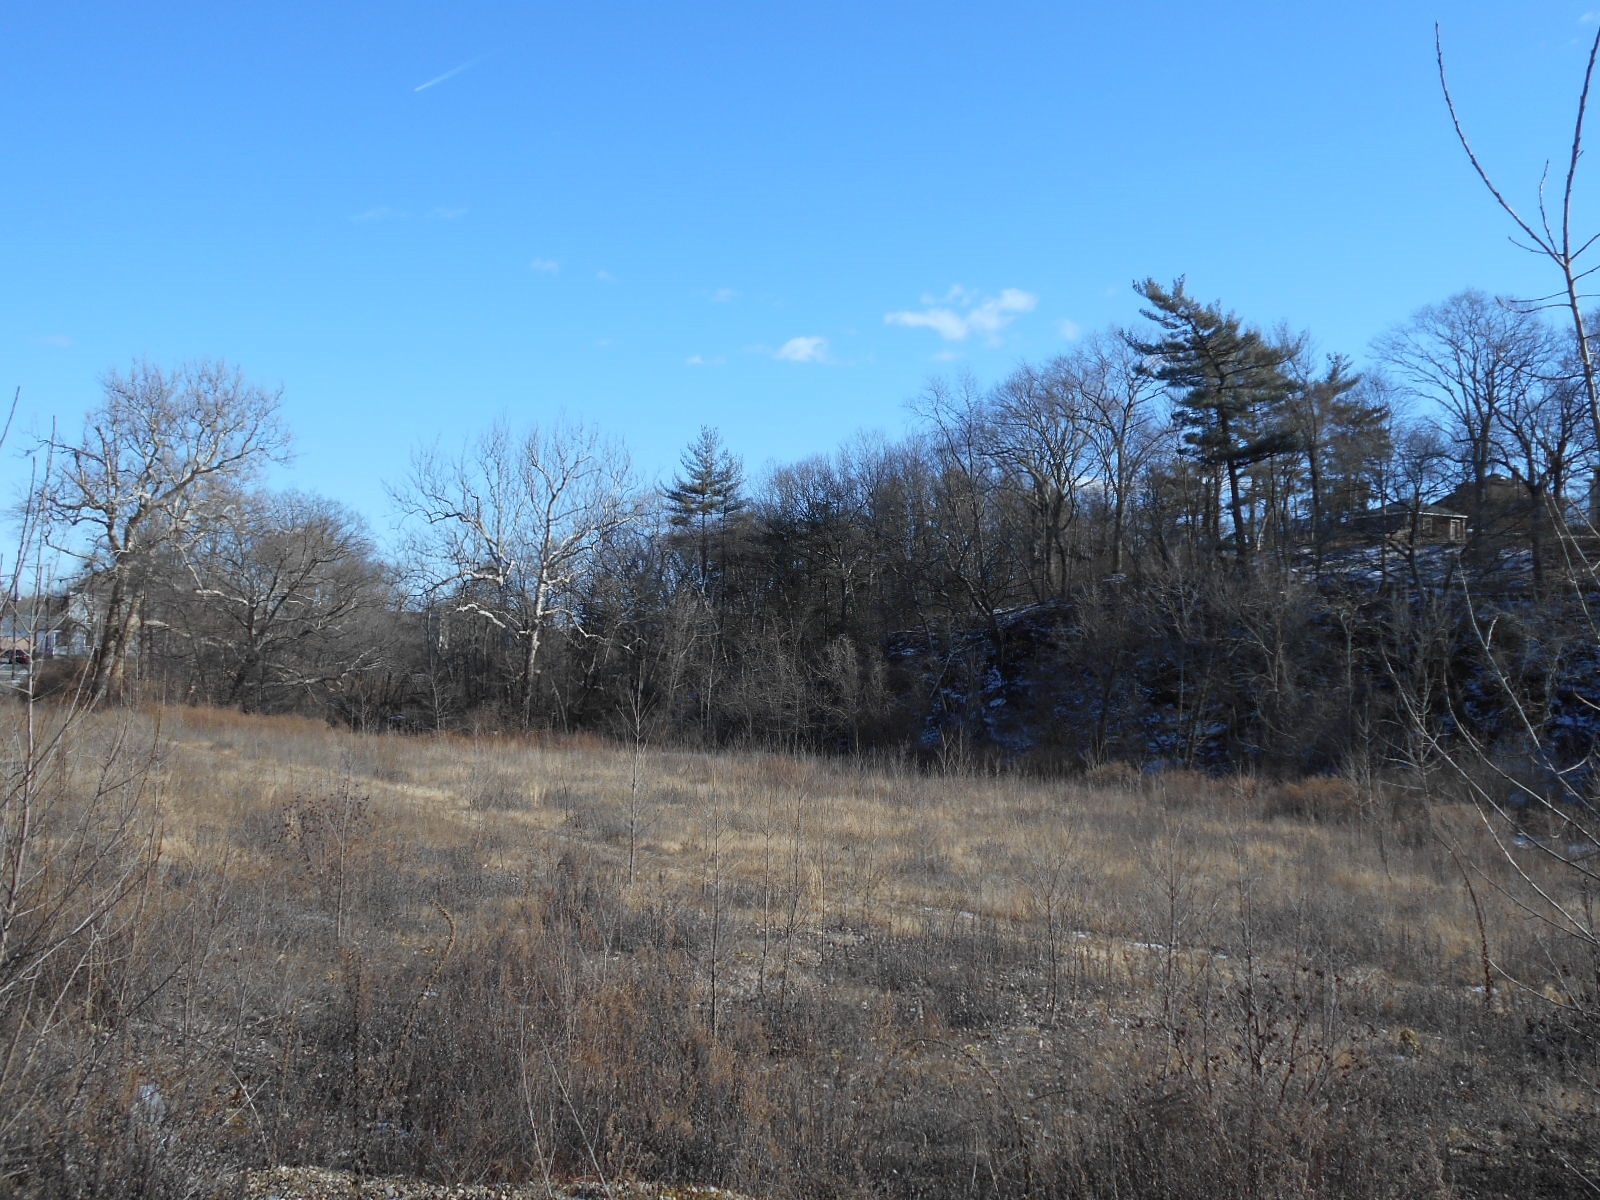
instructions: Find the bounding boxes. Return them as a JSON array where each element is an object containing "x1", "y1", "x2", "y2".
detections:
[{"x1": 2, "y1": 702, "x2": 1596, "y2": 1198}]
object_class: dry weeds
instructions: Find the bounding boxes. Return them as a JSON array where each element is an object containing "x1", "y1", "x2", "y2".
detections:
[{"x1": 2, "y1": 702, "x2": 1596, "y2": 1198}]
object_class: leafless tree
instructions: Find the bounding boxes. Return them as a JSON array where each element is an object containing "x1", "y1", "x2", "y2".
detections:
[
  {"x1": 2, "y1": 389, "x2": 165, "y2": 1181},
  {"x1": 1490, "y1": 349, "x2": 1596, "y2": 591},
  {"x1": 1077, "y1": 333, "x2": 1172, "y2": 575},
  {"x1": 38, "y1": 361, "x2": 288, "y2": 704},
  {"x1": 1438, "y1": 21, "x2": 1600, "y2": 516},
  {"x1": 1376, "y1": 290, "x2": 1557, "y2": 522},
  {"x1": 161, "y1": 489, "x2": 394, "y2": 710},
  {"x1": 1373, "y1": 418, "x2": 1457, "y2": 594},
  {"x1": 1401, "y1": 31, "x2": 1600, "y2": 1057},
  {"x1": 911, "y1": 374, "x2": 1029, "y2": 663},
  {"x1": 987, "y1": 358, "x2": 1094, "y2": 599},
  {"x1": 396, "y1": 419, "x2": 640, "y2": 725},
  {"x1": 761, "y1": 450, "x2": 876, "y2": 634}
]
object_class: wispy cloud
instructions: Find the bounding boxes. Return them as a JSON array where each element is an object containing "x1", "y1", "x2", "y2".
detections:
[
  {"x1": 350, "y1": 205, "x2": 404, "y2": 223},
  {"x1": 431, "y1": 206, "x2": 468, "y2": 221},
  {"x1": 596, "y1": 269, "x2": 616, "y2": 283},
  {"x1": 1059, "y1": 318, "x2": 1082, "y2": 341},
  {"x1": 686, "y1": 353, "x2": 726, "y2": 367},
  {"x1": 414, "y1": 56, "x2": 485, "y2": 93},
  {"x1": 529, "y1": 258, "x2": 560, "y2": 274},
  {"x1": 36, "y1": 334, "x2": 71, "y2": 348},
  {"x1": 886, "y1": 307, "x2": 967, "y2": 341},
  {"x1": 775, "y1": 336, "x2": 829, "y2": 363},
  {"x1": 884, "y1": 286, "x2": 1038, "y2": 344},
  {"x1": 710, "y1": 287, "x2": 737, "y2": 303},
  {"x1": 1583, "y1": 11, "x2": 1600, "y2": 23}
]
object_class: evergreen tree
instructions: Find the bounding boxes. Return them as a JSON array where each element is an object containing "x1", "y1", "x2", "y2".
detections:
[
  {"x1": 1314, "y1": 369, "x2": 1392, "y2": 528},
  {"x1": 1282, "y1": 351, "x2": 1386, "y2": 542},
  {"x1": 1128, "y1": 279, "x2": 1296, "y2": 564},
  {"x1": 664, "y1": 426, "x2": 746, "y2": 593}
]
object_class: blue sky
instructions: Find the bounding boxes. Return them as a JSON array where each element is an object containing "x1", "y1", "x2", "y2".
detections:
[{"x1": 3, "y1": 3, "x2": 1599, "y2": 543}]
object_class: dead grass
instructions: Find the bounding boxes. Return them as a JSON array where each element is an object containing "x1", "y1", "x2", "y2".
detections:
[{"x1": 2, "y1": 702, "x2": 1597, "y2": 1198}]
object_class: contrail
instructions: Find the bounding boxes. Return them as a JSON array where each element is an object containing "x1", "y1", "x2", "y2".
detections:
[{"x1": 414, "y1": 56, "x2": 483, "y2": 92}]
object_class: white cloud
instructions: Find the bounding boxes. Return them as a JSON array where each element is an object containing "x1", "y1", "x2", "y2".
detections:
[
  {"x1": 529, "y1": 258, "x2": 560, "y2": 273},
  {"x1": 884, "y1": 286, "x2": 1038, "y2": 344},
  {"x1": 596, "y1": 269, "x2": 615, "y2": 283},
  {"x1": 686, "y1": 353, "x2": 726, "y2": 367},
  {"x1": 886, "y1": 307, "x2": 970, "y2": 340},
  {"x1": 432, "y1": 206, "x2": 468, "y2": 221},
  {"x1": 966, "y1": 288, "x2": 1038, "y2": 335},
  {"x1": 1059, "y1": 318, "x2": 1082, "y2": 341},
  {"x1": 37, "y1": 334, "x2": 71, "y2": 348},
  {"x1": 775, "y1": 336, "x2": 828, "y2": 363},
  {"x1": 350, "y1": 205, "x2": 403, "y2": 223},
  {"x1": 710, "y1": 287, "x2": 737, "y2": 303},
  {"x1": 1583, "y1": 11, "x2": 1600, "y2": 22}
]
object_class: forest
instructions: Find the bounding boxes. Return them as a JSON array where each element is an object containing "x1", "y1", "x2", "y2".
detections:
[{"x1": 10, "y1": 276, "x2": 1598, "y2": 792}]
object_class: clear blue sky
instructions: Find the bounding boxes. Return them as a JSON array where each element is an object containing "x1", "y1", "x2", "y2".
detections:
[{"x1": 3, "y1": 2, "x2": 1598, "y2": 544}]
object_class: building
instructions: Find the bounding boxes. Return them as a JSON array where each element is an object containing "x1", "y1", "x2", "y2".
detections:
[
  {"x1": 1351, "y1": 501, "x2": 1469, "y2": 546},
  {"x1": 1, "y1": 591, "x2": 95, "y2": 659}
]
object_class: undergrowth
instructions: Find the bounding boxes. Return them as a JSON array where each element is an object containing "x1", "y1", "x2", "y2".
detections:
[{"x1": 0, "y1": 703, "x2": 1595, "y2": 1198}]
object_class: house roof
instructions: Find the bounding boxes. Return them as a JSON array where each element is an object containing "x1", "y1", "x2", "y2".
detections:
[{"x1": 1376, "y1": 502, "x2": 1468, "y2": 519}]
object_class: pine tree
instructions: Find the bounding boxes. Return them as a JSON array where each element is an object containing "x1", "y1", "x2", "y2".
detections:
[
  {"x1": 664, "y1": 426, "x2": 745, "y2": 592},
  {"x1": 1128, "y1": 278, "x2": 1295, "y2": 564}
]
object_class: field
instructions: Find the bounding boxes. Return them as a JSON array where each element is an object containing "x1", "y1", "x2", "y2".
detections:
[{"x1": 2, "y1": 704, "x2": 1597, "y2": 1198}]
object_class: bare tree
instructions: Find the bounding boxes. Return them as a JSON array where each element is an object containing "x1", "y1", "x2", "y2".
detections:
[
  {"x1": 911, "y1": 374, "x2": 1029, "y2": 663},
  {"x1": 396, "y1": 420, "x2": 639, "y2": 726},
  {"x1": 1077, "y1": 333, "x2": 1172, "y2": 575},
  {"x1": 1376, "y1": 290, "x2": 1557, "y2": 523},
  {"x1": 2, "y1": 390, "x2": 165, "y2": 1180},
  {"x1": 1491, "y1": 349, "x2": 1595, "y2": 591},
  {"x1": 1383, "y1": 32, "x2": 1600, "y2": 1057},
  {"x1": 761, "y1": 450, "x2": 876, "y2": 636},
  {"x1": 1374, "y1": 418, "x2": 1457, "y2": 594},
  {"x1": 161, "y1": 490, "x2": 394, "y2": 711},
  {"x1": 1438, "y1": 22, "x2": 1600, "y2": 516},
  {"x1": 39, "y1": 361, "x2": 288, "y2": 704},
  {"x1": 986, "y1": 358, "x2": 1094, "y2": 599}
]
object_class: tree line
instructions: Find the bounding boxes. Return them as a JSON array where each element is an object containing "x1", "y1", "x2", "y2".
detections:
[{"x1": 14, "y1": 279, "x2": 1600, "y2": 777}]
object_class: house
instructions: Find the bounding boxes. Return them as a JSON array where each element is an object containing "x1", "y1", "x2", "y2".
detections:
[
  {"x1": 1, "y1": 591, "x2": 95, "y2": 659},
  {"x1": 1351, "y1": 501, "x2": 1469, "y2": 546}
]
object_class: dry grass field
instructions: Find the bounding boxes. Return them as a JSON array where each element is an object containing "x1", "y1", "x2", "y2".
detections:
[{"x1": 2, "y1": 702, "x2": 1597, "y2": 1198}]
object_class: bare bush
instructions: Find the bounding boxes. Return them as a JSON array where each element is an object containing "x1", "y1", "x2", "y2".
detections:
[{"x1": 0, "y1": 705, "x2": 1592, "y2": 1196}]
